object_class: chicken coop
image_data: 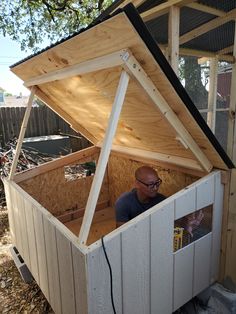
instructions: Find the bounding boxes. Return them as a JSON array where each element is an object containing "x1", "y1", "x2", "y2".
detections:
[{"x1": 3, "y1": 4, "x2": 235, "y2": 314}]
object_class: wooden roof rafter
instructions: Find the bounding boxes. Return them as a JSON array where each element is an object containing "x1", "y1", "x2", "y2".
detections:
[
  {"x1": 159, "y1": 44, "x2": 235, "y2": 63},
  {"x1": 217, "y1": 45, "x2": 234, "y2": 55},
  {"x1": 141, "y1": 0, "x2": 198, "y2": 22},
  {"x1": 186, "y1": 3, "x2": 225, "y2": 17},
  {"x1": 180, "y1": 8, "x2": 236, "y2": 45}
]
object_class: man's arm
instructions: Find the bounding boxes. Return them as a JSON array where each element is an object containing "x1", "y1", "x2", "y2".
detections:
[{"x1": 115, "y1": 196, "x2": 130, "y2": 228}]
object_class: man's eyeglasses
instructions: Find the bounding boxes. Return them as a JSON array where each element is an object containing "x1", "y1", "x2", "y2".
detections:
[{"x1": 136, "y1": 177, "x2": 162, "y2": 189}]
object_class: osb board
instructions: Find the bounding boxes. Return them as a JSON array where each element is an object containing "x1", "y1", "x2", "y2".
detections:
[
  {"x1": 108, "y1": 154, "x2": 198, "y2": 207},
  {"x1": 65, "y1": 207, "x2": 116, "y2": 245},
  {"x1": 19, "y1": 152, "x2": 109, "y2": 215},
  {"x1": 11, "y1": 11, "x2": 229, "y2": 170}
]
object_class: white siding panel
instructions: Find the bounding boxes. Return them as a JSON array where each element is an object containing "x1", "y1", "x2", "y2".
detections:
[
  {"x1": 44, "y1": 218, "x2": 62, "y2": 314},
  {"x1": 151, "y1": 202, "x2": 174, "y2": 314},
  {"x1": 196, "y1": 174, "x2": 214, "y2": 209},
  {"x1": 211, "y1": 171, "x2": 224, "y2": 282},
  {"x1": 9, "y1": 187, "x2": 23, "y2": 254},
  {"x1": 193, "y1": 233, "x2": 212, "y2": 296},
  {"x1": 24, "y1": 199, "x2": 39, "y2": 283},
  {"x1": 72, "y1": 244, "x2": 88, "y2": 314},
  {"x1": 122, "y1": 217, "x2": 150, "y2": 314},
  {"x1": 87, "y1": 235, "x2": 122, "y2": 314},
  {"x1": 173, "y1": 243, "x2": 194, "y2": 312},
  {"x1": 33, "y1": 206, "x2": 49, "y2": 300},
  {"x1": 15, "y1": 190, "x2": 31, "y2": 267},
  {"x1": 56, "y1": 228, "x2": 76, "y2": 314},
  {"x1": 3, "y1": 181, "x2": 16, "y2": 246},
  {"x1": 175, "y1": 186, "x2": 196, "y2": 219}
]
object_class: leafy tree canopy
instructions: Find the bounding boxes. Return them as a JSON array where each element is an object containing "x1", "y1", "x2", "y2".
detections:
[{"x1": 0, "y1": 0, "x2": 113, "y2": 51}]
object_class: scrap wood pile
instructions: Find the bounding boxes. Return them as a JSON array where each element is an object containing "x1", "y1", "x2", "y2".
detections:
[{"x1": 0, "y1": 138, "x2": 56, "y2": 207}]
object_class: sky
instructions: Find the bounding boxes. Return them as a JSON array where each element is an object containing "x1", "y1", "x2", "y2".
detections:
[{"x1": 0, "y1": 35, "x2": 33, "y2": 96}]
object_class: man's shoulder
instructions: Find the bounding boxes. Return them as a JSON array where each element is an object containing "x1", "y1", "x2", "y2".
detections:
[{"x1": 115, "y1": 190, "x2": 136, "y2": 205}]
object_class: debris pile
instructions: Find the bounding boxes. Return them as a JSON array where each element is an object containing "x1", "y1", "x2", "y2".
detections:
[{"x1": 0, "y1": 138, "x2": 56, "y2": 206}]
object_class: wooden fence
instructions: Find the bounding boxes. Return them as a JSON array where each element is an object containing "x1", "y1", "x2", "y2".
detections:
[{"x1": 0, "y1": 106, "x2": 90, "y2": 150}]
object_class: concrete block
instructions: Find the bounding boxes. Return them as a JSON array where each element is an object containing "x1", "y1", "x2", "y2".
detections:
[
  {"x1": 197, "y1": 283, "x2": 236, "y2": 314},
  {"x1": 10, "y1": 246, "x2": 33, "y2": 283}
]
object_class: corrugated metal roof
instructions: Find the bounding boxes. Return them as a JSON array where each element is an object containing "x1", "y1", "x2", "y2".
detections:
[
  {"x1": 182, "y1": 21, "x2": 235, "y2": 53},
  {"x1": 198, "y1": 0, "x2": 236, "y2": 12}
]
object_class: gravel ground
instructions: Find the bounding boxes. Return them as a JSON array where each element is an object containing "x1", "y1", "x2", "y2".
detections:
[{"x1": 0, "y1": 207, "x2": 54, "y2": 314}]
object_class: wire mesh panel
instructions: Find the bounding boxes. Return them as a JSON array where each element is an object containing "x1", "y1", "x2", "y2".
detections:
[{"x1": 174, "y1": 205, "x2": 213, "y2": 252}]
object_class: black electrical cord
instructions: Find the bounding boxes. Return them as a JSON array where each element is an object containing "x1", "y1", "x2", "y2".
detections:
[{"x1": 101, "y1": 236, "x2": 117, "y2": 314}]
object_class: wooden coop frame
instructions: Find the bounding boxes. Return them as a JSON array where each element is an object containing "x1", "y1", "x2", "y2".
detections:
[{"x1": 4, "y1": 4, "x2": 236, "y2": 314}]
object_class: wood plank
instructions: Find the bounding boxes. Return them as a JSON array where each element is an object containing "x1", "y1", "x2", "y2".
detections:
[
  {"x1": 217, "y1": 45, "x2": 234, "y2": 55},
  {"x1": 1, "y1": 108, "x2": 10, "y2": 144},
  {"x1": 175, "y1": 184, "x2": 196, "y2": 220},
  {"x1": 110, "y1": 144, "x2": 204, "y2": 172},
  {"x1": 186, "y1": 3, "x2": 225, "y2": 17},
  {"x1": 56, "y1": 228, "x2": 76, "y2": 314},
  {"x1": 86, "y1": 235, "x2": 122, "y2": 314},
  {"x1": 193, "y1": 233, "x2": 212, "y2": 296},
  {"x1": 32, "y1": 206, "x2": 50, "y2": 300},
  {"x1": 9, "y1": 88, "x2": 35, "y2": 180},
  {"x1": 207, "y1": 58, "x2": 218, "y2": 133},
  {"x1": 72, "y1": 243, "x2": 88, "y2": 314},
  {"x1": 227, "y1": 21, "x2": 236, "y2": 160},
  {"x1": 14, "y1": 189, "x2": 31, "y2": 267},
  {"x1": 25, "y1": 50, "x2": 126, "y2": 87},
  {"x1": 150, "y1": 201, "x2": 174, "y2": 314},
  {"x1": 225, "y1": 168, "x2": 236, "y2": 284},
  {"x1": 43, "y1": 217, "x2": 62, "y2": 314},
  {"x1": 3, "y1": 180, "x2": 16, "y2": 245},
  {"x1": 177, "y1": 46, "x2": 234, "y2": 62},
  {"x1": 23, "y1": 199, "x2": 40, "y2": 283},
  {"x1": 78, "y1": 70, "x2": 130, "y2": 245},
  {"x1": 180, "y1": 9, "x2": 236, "y2": 45},
  {"x1": 9, "y1": 186, "x2": 23, "y2": 254},
  {"x1": 122, "y1": 216, "x2": 150, "y2": 314},
  {"x1": 173, "y1": 243, "x2": 194, "y2": 312},
  {"x1": 14, "y1": 145, "x2": 99, "y2": 183},
  {"x1": 0, "y1": 109, "x2": 6, "y2": 146},
  {"x1": 65, "y1": 207, "x2": 115, "y2": 245},
  {"x1": 196, "y1": 172, "x2": 215, "y2": 210},
  {"x1": 141, "y1": 0, "x2": 197, "y2": 22},
  {"x1": 168, "y1": 5, "x2": 180, "y2": 75},
  {"x1": 211, "y1": 171, "x2": 224, "y2": 282}
]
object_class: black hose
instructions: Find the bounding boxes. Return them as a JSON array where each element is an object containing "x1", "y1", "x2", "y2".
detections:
[{"x1": 101, "y1": 236, "x2": 117, "y2": 314}]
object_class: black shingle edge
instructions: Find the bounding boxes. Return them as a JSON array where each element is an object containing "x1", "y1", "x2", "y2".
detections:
[{"x1": 122, "y1": 3, "x2": 234, "y2": 169}]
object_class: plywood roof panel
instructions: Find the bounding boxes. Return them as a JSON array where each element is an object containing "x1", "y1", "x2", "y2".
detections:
[{"x1": 11, "y1": 5, "x2": 234, "y2": 170}]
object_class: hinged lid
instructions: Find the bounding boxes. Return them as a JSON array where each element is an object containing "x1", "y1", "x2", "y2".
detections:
[{"x1": 11, "y1": 4, "x2": 234, "y2": 171}]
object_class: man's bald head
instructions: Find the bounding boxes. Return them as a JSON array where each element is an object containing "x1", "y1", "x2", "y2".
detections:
[{"x1": 135, "y1": 166, "x2": 158, "y2": 181}]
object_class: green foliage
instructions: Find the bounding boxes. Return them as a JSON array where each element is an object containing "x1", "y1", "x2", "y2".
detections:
[
  {"x1": 0, "y1": 0, "x2": 113, "y2": 51},
  {"x1": 179, "y1": 56, "x2": 209, "y2": 109}
]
